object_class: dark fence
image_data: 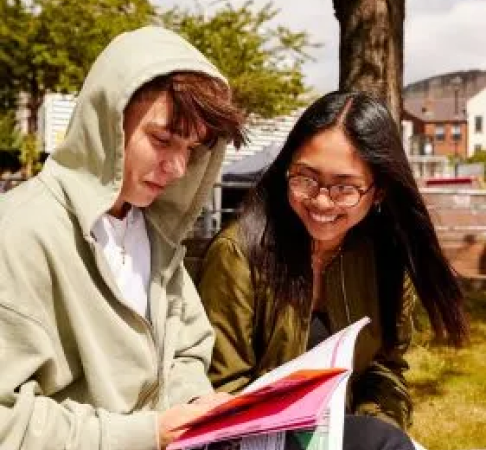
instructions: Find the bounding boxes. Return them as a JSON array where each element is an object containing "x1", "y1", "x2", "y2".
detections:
[{"x1": 421, "y1": 188, "x2": 486, "y2": 285}]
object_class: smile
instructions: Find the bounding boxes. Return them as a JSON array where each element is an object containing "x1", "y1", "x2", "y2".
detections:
[
  {"x1": 309, "y1": 212, "x2": 338, "y2": 223},
  {"x1": 145, "y1": 181, "x2": 164, "y2": 192}
]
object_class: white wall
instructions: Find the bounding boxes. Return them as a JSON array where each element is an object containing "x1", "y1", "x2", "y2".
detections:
[
  {"x1": 38, "y1": 93, "x2": 76, "y2": 153},
  {"x1": 467, "y1": 88, "x2": 486, "y2": 156},
  {"x1": 401, "y1": 119, "x2": 413, "y2": 155}
]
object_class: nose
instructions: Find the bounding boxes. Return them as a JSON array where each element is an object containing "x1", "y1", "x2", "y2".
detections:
[
  {"x1": 311, "y1": 187, "x2": 335, "y2": 208},
  {"x1": 160, "y1": 151, "x2": 189, "y2": 180}
]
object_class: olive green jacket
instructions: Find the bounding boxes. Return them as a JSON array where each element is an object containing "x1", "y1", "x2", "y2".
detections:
[{"x1": 198, "y1": 224, "x2": 416, "y2": 430}]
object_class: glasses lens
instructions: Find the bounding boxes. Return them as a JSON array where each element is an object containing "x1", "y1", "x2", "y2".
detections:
[
  {"x1": 288, "y1": 176, "x2": 318, "y2": 198},
  {"x1": 329, "y1": 185, "x2": 360, "y2": 207}
]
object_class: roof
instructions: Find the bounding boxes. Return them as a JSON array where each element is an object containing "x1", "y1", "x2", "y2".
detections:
[
  {"x1": 222, "y1": 142, "x2": 281, "y2": 181},
  {"x1": 404, "y1": 97, "x2": 467, "y2": 123},
  {"x1": 223, "y1": 110, "x2": 302, "y2": 167}
]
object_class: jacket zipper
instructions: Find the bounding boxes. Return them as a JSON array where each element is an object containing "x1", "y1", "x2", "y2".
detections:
[
  {"x1": 139, "y1": 245, "x2": 186, "y2": 410},
  {"x1": 89, "y1": 236, "x2": 161, "y2": 410},
  {"x1": 133, "y1": 320, "x2": 161, "y2": 410},
  {"x1": 339, "y1": 253, "x2": 351, "y2": 325}
]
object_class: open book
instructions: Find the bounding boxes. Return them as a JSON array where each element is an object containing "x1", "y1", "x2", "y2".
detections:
[{"x1": 168, "y1": 317, "x2": 371, "y2": 450}]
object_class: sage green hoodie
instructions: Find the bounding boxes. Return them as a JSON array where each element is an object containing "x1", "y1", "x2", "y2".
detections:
[{"x1": 0, "y1": 26, "x2": 228, "y2": 450}]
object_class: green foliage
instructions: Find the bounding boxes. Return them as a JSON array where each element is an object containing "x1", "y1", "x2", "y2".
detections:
[
  {"x1": 0, "y1": 111, "x2": 22, "y2": 173},
  {"x1": 0, "y1": 111, "x2": 22, "y2": 153},
  {"x1": 32, "y1": 0, "x2": 158, "y2": 92},
  {"x1": 0, "y1": 0, "x2": 27, "y2": 111},
  {"x1": 466, "y1": 149, "x2": 486, "y2": 176},
  {"x1": 163, "y1": 1, "x2": 320, "y2": 118},
  {"x1": 1, "y1": 0, "x2": 158, "y2": 133},
  {"x1": 20, "y1": 133, "x2": 41, "y2": 176}
]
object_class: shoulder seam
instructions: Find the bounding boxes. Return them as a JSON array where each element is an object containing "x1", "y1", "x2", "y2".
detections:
[
  {"x1": 0, "y1": 179, "x2": 50, "y2": 231},
  {"x1": 0, "y1": 302, "x2": 54, "y2": 342}
]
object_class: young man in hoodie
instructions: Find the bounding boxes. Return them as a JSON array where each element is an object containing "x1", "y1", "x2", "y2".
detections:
[{"x1": 0, "y1": 26, "x2": 245, "y2": 450}]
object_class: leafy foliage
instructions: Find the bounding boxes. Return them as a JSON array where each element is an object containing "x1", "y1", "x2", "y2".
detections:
[
  {"x1": 1, "y1": 0, "x2": 318, "y2": 151},
  {"x1": 31, "y1": 0, "x2": 158, "y2": 92},
  {"x1": 0, "y1": 0, "x2": 28, "y2": 111},
  {"x1": 19, "y1": 133, "x2": 40, "y2": 176},
  {"x1": 163, "y1": 1, "x2": 320, "y2": 117},
  {"x1": 0, "y1": 111, "x2": 22, "y2": 151},
  {"x1": 1, "y1": 0, "x2": 157, "y2": 133},
  {"x1": 466, "y1": 149, "x2": 486, "y2": 176},
  {"x1": 0, "y1": 110, "x2": 22, "y2": 173}
]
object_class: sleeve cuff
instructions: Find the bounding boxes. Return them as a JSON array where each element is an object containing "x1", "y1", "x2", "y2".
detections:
[{"x1": 168, "y1": 379, "x2": 214, "y2": 407}]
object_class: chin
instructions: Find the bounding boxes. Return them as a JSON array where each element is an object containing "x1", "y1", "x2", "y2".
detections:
[
  {"x1": 308, "y1": 225, "x2": 347, "y2": 244},
  {"x1": 128, "y1": 194, "x2": 158, "y2": 208},
  {"x1": 312, "y1": 233, "x2": 342, "y2": 244}
]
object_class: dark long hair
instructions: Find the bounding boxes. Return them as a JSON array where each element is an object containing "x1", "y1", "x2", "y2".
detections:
[{"x1": 237, "y1": 91, "x2": 468, "y2": 347}]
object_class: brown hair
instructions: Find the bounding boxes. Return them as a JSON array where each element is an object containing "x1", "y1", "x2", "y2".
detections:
[{"x1": 129, "y1": 71, "x2": 246, "y2": 148}]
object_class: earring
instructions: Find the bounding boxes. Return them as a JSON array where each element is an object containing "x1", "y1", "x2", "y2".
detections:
[{"x1": 375, "y1": 203, "x2": 381, "y2": 214}]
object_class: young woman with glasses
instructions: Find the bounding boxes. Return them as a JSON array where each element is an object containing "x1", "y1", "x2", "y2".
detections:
[{"x1": 197, "y1": 91, "x2": 468, "y2": 449}]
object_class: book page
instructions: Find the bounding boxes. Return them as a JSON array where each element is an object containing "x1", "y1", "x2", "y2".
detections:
[
  {"x1": 239, "y1": 428, "x2": 329, "y2": 450},
  {"x1": 200, "y1": 428, "x2": 329, "y2": 450},
  {"x1": 176, "y1": 368, "x2": 345, "y2": 431},
  {"x1": 240, "y1": 432, "x2": 286, "y2": 450},
  {"x1": 243, "y1": 317, "x2": 370, "y2": 393}
]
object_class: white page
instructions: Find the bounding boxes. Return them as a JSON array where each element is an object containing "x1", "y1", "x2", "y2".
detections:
[
  {"x1": 240, "y1": 432, "x2": 286, "y2": 450},
  {"x1": 243, "y1": 317, "x2": 370, "y2": 394}
]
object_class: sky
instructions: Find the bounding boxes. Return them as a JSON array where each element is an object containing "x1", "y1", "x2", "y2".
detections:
[{"x1": 157, "y1": 0, "x2": 486, "y2": 93}]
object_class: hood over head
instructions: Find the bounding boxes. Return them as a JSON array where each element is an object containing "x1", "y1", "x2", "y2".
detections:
[{"x1": 42, "y1": 26, "x2": 228, "y2": 244}]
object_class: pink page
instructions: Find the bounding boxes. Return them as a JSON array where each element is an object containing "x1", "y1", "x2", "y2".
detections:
[{"x1": 169, "y1": 370, "x2": 348, "y2": 450}]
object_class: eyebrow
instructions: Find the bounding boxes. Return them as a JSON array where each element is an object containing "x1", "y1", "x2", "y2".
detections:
[
  {"x1": 146, "y1": 122, "x2": 171, "y2": 134},
  {"x1": 146, "y1": 122, "x2": 208, "y2": 150},
  {"x1": 290, "y1": 163, "x2": 367, "y2": 183}
]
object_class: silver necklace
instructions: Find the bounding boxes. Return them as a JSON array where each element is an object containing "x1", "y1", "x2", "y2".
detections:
[{"x1": 107, "y1": 214, "x2": 129, "y2": 265}]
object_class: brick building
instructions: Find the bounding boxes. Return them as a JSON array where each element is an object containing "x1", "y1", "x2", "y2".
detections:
[
  {"x1": 404, "y1": 95, "x2": 467, "y2": 158},
  {"x1": 403, "y1": 70, "x2": 486, "y2": 159}
]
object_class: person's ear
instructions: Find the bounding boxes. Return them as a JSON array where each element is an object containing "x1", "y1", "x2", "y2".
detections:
[
  {"x1": 373, "y1": 188, "x2": 385, "y2": 205},
  {"x1": 373, "y1": 188, "x2": 386, "y2": 213}
]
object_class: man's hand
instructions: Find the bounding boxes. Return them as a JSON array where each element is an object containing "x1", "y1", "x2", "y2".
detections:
[
  {"x1": 189, "y1": 391, "x2": 232, "y2": 407},
  {"x1": 158, "y1": 392, "x2": 233, "y2": 449}
]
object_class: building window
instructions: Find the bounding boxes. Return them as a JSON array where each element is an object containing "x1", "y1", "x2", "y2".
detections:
[
  {"x1": 435, "y1": 125, "x2": 445, "y2": 141},
  {"x1": 451, "y1": 124, "x2": 461, "y2": 141},
  {"x1": 423, "y1": 142, "x2": 433, "y2": 155},
  {"x1": 475, "y1": 116, "x2": 483, "y2": 133},
  {"x1": 474, "y1": 144, "x2": 482, "y2": 152}
]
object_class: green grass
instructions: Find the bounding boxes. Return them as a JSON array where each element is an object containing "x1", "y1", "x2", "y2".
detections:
[{"x1": 406, "y1": 291, "x2": 486, "y2": 450}]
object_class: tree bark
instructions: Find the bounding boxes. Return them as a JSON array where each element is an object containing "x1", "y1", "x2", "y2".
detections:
[
  {"x1": 27, "y1": 94, "x2": 42, "y2": 135},
  {"x1": 333, "y1": 0, "x2": 404, "y2": 125}
]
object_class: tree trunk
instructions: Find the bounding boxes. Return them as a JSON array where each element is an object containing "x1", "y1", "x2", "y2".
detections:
[
  {"x1": 333, "y1": 0, "x2": 404, "y2": 125},
  {"x1": 27, "y1": 93, "x2": 42, "y2": 135}
]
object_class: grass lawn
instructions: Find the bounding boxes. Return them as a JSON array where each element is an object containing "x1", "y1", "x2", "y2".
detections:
[{"x1": 407, "y1": 289, "x2": 486, "y2": 450}]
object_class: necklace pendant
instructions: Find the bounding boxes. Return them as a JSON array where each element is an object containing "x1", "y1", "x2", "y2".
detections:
[{"x1": 106, "y1": 213, "x2": 130, "y2": 265}]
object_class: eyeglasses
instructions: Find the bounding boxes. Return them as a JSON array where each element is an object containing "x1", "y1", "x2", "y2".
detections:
[{"x1": 287, "y1": 173, "x2": 374, "y2": 207}]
